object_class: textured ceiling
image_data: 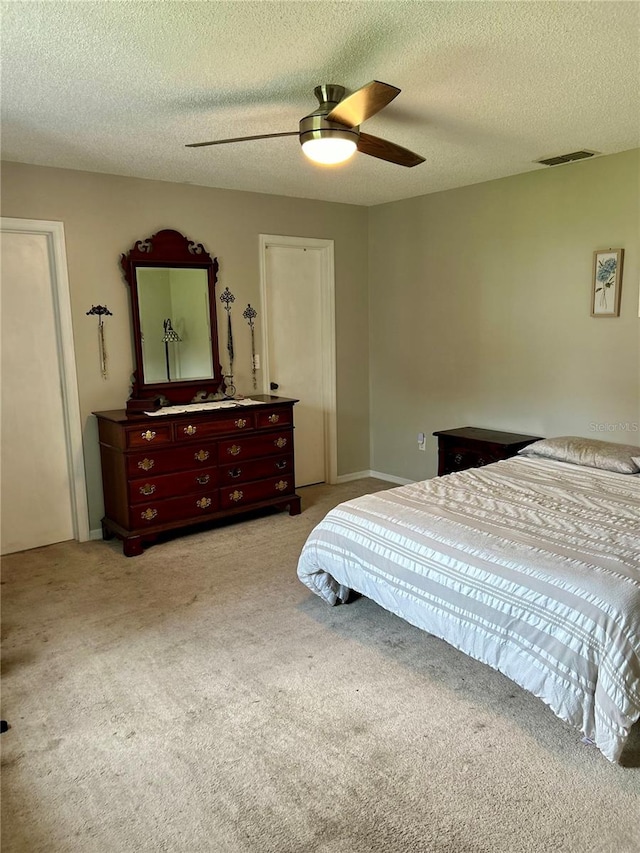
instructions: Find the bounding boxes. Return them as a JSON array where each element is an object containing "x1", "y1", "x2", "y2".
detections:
[{"x1": 1, "y1": 1, "x2": 639, "y2": 206}]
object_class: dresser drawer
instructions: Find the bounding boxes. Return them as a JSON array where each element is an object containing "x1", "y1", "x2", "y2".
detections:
[
  {"x1": 219, "y1": 454, "x2": 293, "y2": 485},
  {"x1": 256, "y1": 408, "x2": 293, "y2": 429},
  {"x1": 218, "y1": 430, "x2": 293, "y2": 463},
  {"x1": 132, "y1": 491, "x2": 219, "y2": 528},
  {"x1": 220, "y1": 475, "x2": 295, "y2": 509},
  {"x1": 126, "y1": 443, "x2": 218, "y2": 478},
  {"x1": 125, "y1": 424, "x2": 173, "y2": 449},
  {"x1": 173, "y1": 413, "x2": 255, "y2": 441},
  {"x1": 128, "y1": 467, "x2": 218, "y2": 504}
]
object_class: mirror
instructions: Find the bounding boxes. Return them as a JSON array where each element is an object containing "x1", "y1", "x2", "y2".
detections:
[
  {"x1": 120, "y1": 229, "x2": 223, "y2": 411},
  {"x1": 136, "y1": 267, "x2": 213, "y2": 383}
]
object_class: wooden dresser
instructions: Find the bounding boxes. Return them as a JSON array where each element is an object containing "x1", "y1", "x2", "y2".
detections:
[
  {"x1": 95, "y1": 395, "x2": 300, "y2": 556},
  {"x1": 433, "y1": 427, "x2": 542, "y2": 477}
]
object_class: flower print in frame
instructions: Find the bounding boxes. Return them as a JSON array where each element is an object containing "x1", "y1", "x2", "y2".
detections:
[{"x1": 591, "y1": 248, "x2": 624, "y2": 317}]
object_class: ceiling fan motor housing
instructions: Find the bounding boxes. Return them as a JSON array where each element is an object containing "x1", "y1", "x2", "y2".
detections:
[{"x1": 299, "y1": 84, "x2": 360, "y2": 148}]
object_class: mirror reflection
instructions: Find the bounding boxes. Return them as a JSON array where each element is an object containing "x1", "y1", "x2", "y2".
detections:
[{"x1": 136, "y1": 267, "x2": 213, "y2": 384}]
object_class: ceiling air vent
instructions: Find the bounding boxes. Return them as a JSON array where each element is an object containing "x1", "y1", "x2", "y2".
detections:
[{"x1": 536, "y1": 150, "x2": 599, "y2": 166}]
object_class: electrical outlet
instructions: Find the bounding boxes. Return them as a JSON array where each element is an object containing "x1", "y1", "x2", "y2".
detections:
[
  {"x1": 253, "y1": 354, "x2": 260, "y2": 370},
  {"x1": 418, "y1": 432, "x2": 426, "y2": 451}
]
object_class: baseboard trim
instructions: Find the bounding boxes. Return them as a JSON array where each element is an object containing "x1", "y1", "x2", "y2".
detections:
[
  {"x1": 369, "y1": 470, "x2": 414, "y2": 486},
  {"x1": 334, "y1": 470, "x2": 371, "y2": 484},
  {"x1": 89, "y1": 528, "x2": 104, "y2": 541},
  {"x1": 335, "y1": 470, "x2": 414, "y2": 486}
]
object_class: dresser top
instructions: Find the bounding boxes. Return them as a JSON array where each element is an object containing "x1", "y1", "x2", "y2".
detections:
[
  {"x1": 94, "y1": 394, "x2": 297, "y2": 424},
  {"x1": 432, "y1": 427, "x2": 543, "y2": 447}
]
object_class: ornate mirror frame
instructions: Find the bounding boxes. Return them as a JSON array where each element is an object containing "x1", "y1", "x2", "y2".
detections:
[{"x1": 120, "y1": 229, "x2": 223, "y2": 413}]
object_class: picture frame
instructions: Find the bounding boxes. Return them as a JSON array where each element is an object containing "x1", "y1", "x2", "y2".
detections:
[{"x1": 591, "y1": 248, "x2": 624, "y2": 317}]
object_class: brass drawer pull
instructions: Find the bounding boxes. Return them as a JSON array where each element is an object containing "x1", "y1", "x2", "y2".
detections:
[
  {"x1": 196, "y1": 497, "x2": 212, "y2": 510},
  {"x1": 139, "y1": 483, "x2": 156, "y2": 496},
  {"x1": 141, "y1": 508, "x2": 157, "y2": 521},
  {"x1": 274, "y1": 437, "x2": 287, "y2": 449},
  {"x1": 229, "y1": 468, "x2": 242, "y2": 478},
  {"x1": 275, "y1": 480, "x2": 288, "y2": 492},
  {"x1": 184, "y1": 425, "x2": 197, "y2": 436},
  {"x1": 194, "y1": 450, "x2": 210, "y2": 462},
  {"x1": 228, "y1": 444, "x2": 241, "y2": 456},
  {"x1": 229, "y1": 489, "x2": 244, "y2": 503},
  {"x1": 275, "y1": 460, "x2": 287, "y2": 470},
  {"x1": 196, "y1": 474, "x2": 210, "y2": 485},
  {"x1": 235, "y1": 418, "x2": 247, "y2": 429},
  {"x1": 268, "y1": 414, "x2": 280, "y2": 424},
  {"x1": 138, "y1": 458, "x2": 155, "y2": 471},
  {"x1": 141, "y1": 430, "x2": 156, "y2": 442}
]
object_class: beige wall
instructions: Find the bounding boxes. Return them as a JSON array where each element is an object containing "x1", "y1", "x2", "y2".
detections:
[
  {"x1": 1, "y1": 163, "x2": 370, "y2": 528},
  {"x1": 3, "y1": 150, "x2": 638, "y2": 533},
  {"x1": 368, "y1": 149, "x2": 640, "y2": 481}
]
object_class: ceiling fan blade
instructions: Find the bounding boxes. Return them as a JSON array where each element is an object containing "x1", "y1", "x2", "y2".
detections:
[
  {"x1": 326, "y1": 81, "x2": 400, "y2": 128},
  {"x1": 186, "y1": 132, "x2": 298, "y2": 148},
  {"x1": 357, "y1": 132, "x2": 425, "y2": 168}
]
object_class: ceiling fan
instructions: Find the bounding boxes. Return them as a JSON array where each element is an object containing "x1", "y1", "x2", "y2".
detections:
[{"x1": 186, "y1": 80, "x2": 425, "y2": 167}]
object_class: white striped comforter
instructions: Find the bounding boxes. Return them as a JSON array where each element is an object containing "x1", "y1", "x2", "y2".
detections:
[{"x1": 297, "y1": 457, "x2": 640, "y2": 763}]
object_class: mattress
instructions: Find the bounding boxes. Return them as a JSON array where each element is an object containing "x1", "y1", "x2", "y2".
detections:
[{"x1": 297, "y1": 456, "x2": 640, "y2": 762}]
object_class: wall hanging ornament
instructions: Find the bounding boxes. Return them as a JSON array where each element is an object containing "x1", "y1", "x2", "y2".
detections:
[
  {"x1": 219, "y1": 286, "x2": 235, "y2": 386},
  {"x1": 242, "y1": 303, "x2": 258, "y2": 390},
  {"x1": 86, "y1": 305, "x2": 113, "y2": 379}
]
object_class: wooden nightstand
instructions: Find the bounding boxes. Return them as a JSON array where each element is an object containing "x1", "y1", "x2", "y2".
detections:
[{"x1": 433, "y1": 427, "x2": 542, "y2": 477}]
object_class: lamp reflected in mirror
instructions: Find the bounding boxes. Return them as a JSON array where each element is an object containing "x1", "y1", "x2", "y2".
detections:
[{"x1": 161, "y1": 318, "x2": 181, "y2": 381}]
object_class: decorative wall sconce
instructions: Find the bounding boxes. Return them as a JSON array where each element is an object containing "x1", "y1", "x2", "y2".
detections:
[
  {"x1": 220, "y1": 285, "x2": 236, "y2": 391},
  {"x1": 86, "y1": 305, "x2": 113, "y2": 379},
  {"x1": 243, "y1": 303, "x2": 258, "y2": 390}
]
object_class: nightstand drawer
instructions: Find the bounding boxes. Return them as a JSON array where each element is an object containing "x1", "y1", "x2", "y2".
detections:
[{"x1": 442, "y1": 446, "x2": 500, "y2": 474}]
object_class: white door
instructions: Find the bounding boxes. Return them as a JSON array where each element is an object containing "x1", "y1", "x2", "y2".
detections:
[
  {"x1": 260, "y1": 237, "x2": 336, "y2": 487},
  {"x1": 1, "y1": 225, "x2": 86, "y2": 553}
]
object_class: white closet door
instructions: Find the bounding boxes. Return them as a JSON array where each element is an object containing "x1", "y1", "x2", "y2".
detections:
[
  {"x1": 264, "y1": 244, "x2": 326, "y2": 487},
  {"x1": 1, "y1": 231, "x2": 75, "y2": 553}
]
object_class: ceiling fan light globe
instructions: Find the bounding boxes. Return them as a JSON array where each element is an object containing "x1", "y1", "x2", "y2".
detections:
[{"x1": 301, "y1": 137, "x2": 357, "y2": 165}]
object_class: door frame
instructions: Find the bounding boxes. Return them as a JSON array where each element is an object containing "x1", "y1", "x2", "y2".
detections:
[
  {"x1": 1, "y1": 217, "x2": 90, "y2": 542},
  {"x1": 258, "y1": 234, "x2": 337, "y2": 485}
]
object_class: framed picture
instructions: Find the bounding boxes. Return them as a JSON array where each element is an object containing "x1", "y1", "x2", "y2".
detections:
[{"x1": 591, "y1": 248, "x2": 624, "y2": 317}]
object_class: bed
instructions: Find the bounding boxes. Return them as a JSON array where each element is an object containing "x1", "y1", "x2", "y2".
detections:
[{"x1": 297, "y1": 437, "x2": 640, "y2": 763}]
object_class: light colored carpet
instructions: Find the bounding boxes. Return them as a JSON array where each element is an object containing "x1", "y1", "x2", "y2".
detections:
[{"x1": 1, "y1": 478, "x2": 639, "y2": 853}]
